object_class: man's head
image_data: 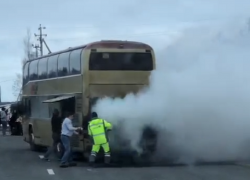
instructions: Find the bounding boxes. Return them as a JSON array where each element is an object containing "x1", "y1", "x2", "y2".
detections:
[
  {"x1": 1, "y1": 107, "x2": 5, "y2": 111},
  {"x1": 91, "y1": 112, "x2": 98, "y2": 118},
  {"x1": 53, "y1": 109, "x2": 60, "y2": 117},
  {"x1": 65, "y1": 111, "x2": 74, "y2": 120}
]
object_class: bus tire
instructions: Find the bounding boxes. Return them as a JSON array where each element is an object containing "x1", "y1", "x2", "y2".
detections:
[
  {"x1": 29, "y1": 132, "x2": 41, "y2": 151},
  {"x1": 56, "y1": 142, "x2": 64, "y2": 159},
  {"x1": 28, "y1": 126, "x2": 41, "y2": 151}
]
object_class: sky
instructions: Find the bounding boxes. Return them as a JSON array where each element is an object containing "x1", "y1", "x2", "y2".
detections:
[{"x1": 0, "y1": 0, "x2": 249, "y2": 101}]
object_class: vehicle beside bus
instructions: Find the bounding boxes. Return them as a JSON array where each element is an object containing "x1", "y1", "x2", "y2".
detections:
[{"x1": 21, "y1": 40, "x2": 156, "y2": 161}]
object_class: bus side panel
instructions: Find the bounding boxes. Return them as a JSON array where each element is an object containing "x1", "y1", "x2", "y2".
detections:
[
  {"x1": 82, "y1": 49, "x2": 92, "y2": 153},
  {"x1": 22, "y1": 116, "x2": 30, "y2": 142},
  {"x1": 34, "y1": 119, "x2": 51, "y2": 146},
  {"x1": 71, "y1": 94, "x2": 83, "y2": 150},
  {"x1": 75, "y1": 94, "x2": 83, "y2": 123},
  {"x1": 32, "y1": 118, "x2": 44, "y2": 146}
]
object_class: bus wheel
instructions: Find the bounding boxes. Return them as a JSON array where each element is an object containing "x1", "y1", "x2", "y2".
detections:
[
  {"x1": 56, "y1": 142, "x2": 64, "y2": 159},
  {"x1": 29, "y1": 133, "x2": 40, "y2": 151}
]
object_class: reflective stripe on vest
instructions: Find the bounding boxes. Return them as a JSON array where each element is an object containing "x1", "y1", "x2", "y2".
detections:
[
  {"x1": 92, "y1": 132, "x2": 105, "y2": 137},
  {"x1": 89, "y1": 123, "x2": 104, "y2": 127}
]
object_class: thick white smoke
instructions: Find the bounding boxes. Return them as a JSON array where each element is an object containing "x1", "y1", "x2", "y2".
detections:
[{"x1": 93, "y1": 20, "x2": 250, "y2": 163}]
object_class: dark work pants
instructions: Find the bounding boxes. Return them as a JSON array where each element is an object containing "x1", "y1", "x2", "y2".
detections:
[
  {"x1": 44, "y1": 133, "x2": 60, "y2": 159},
  {"x1": 16, "y1": 122, "x2": 23, "y2": 135}
]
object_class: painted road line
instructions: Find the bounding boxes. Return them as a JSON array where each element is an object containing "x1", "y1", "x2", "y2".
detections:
[
  {"x1": 47, "y1": 169, "x2": 55, "y2": 175},
  {"x1": 87, "y1": 168, "x2": 97, "y2": 172},
  {"x1": 39, "y1": 155, "x2": 44, "y2": 159}
]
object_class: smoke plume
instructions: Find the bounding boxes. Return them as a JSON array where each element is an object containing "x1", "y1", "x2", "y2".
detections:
[{"x1": 93, "y1": 20, "x2": 250, "y2": 164}]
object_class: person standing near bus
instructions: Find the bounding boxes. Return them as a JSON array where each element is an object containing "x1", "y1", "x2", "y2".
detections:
[
  {"x1": 88, "y1": 112, "x2": 112, "y2": 167},
  {"x1": 0, "y1": 107, "x2": 8, "y2": 136},
  {"x1": 60, "y1": 112, "x2": 82, "y2": 168},
  {"x1": 9, "y1": 110, "x2": 18, "y2": 135},
  {"x1": 42, "y1": 109, "x2": 62, "y2": 161},
  {"x1": 16, "y1": 115, "x2": 23, "y2": 135}
]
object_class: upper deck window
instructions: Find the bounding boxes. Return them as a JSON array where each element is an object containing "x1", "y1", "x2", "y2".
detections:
[
  {"x1": 29, "y1": 60, "x2": 38, "y2": 80},
  {"x1": 89, "y1": 52, "x2": 153, "y2": 71},
  {"x1": 69, "y1": 49, "x2": 82, "y2": 75},
  {"x1": 58, "y1": 52, "x2": 70, "y2": 77},
  {"x1": 38, "y1": 58, "x2": 48, "y2": 79},
  {"x1": 48, "y1": 55, "x2": 58, "y2": 78},
  {"x1": 23, "y1": 62, "x2": 30, "y2": 85}
]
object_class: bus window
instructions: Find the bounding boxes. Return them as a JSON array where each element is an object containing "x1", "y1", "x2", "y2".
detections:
[
  {"x1": 29, "y1": 60, "x2": 38, "y2": 80},
  {"x1": 23, "y1": 62, "x2": 30, "y2": 85},
  {"x1": 89, "y1": 52, "x2": 153, "y2": 71},
  {"x1": 69, "y1": 49, "x2": 82, "y2": 75},
  {"x1": 48, "y1": 55, "x2": 59, "y2": 78},
  {"x1": 58, "y1": 52, "x2": 70, "y2": 77},
  {"x1": 38, "y1": 58, "x2": 48, "y2": 80},
  {"x1": 61, "y1": 97, "x2": 75, "y2": 117}
]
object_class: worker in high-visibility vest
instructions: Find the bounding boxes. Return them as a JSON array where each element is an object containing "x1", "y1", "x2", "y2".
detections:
[{"x1": 88, "y1": 112, "x2": 112, "y2": 166}]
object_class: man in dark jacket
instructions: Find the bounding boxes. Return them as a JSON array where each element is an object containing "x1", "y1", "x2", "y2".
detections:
[
  {"x1": 42, "y1": 109, "x2": 63, "y2": 161},
  {"x1": 10, "y1": 110, "x2": 18, "y2": 135},
  {"x1": 0, "y1": 107, "x2": 7, "y2": 136}
]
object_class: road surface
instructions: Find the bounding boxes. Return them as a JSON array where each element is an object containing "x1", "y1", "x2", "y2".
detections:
[{"x1": 1, "y1": 134, "x2": 250, "y2": 180}]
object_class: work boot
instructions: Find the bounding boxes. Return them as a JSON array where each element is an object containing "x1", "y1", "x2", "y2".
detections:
[
  {"x1": 41, "y1": 157, "x2": 50, "y2": 162},
  {"x1": 89, "y1": 161, "x2": 96, "y2": 168},
  {"x1": 69, "y1": 162, "x2": 77, "y2": 166},
  {"x1": 60, "y1": 163, "x2": 69, "y2": 168},
  {"x1": 89, "y1": 154, "x2": 96, "y2": 163},
  {"x1": 89, "y1": 153, "x2": 97, "y2": 167},
  {"x1": 104, "y1": 154, "x2": 111, "y2": 164}
]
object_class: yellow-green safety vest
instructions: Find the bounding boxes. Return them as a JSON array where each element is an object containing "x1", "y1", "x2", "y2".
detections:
[{"x1": 88, "y1": 118, "x2": 112, "y2": 145}]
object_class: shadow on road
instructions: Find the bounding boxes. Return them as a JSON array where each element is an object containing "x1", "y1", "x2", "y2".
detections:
[{"x1": 76, "y1": 160, "x2": 239, "y2": 168}]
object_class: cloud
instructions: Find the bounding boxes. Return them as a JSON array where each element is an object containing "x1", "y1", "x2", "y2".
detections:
[{"x1": 0, "y1": 0, "x2": 250, "y2": 101}]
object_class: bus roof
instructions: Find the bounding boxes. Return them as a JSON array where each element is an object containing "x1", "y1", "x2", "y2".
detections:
[{"x1": 26, "y1": 40, "x2": 153, "y2": 63}]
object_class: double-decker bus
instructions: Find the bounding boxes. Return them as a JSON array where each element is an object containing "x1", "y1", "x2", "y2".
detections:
[{"x1": 21, "y1": 40, "x2": 156, "y2": 159}]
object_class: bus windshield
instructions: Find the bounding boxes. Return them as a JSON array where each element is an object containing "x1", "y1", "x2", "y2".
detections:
[{"x1": 89, "y1": 52, "x2": 153, "y2": 71}]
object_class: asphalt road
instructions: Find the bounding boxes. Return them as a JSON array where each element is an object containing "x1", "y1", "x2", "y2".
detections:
[{"x1": 1, "y1": 133, "x2": 250, "y2": 180}]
